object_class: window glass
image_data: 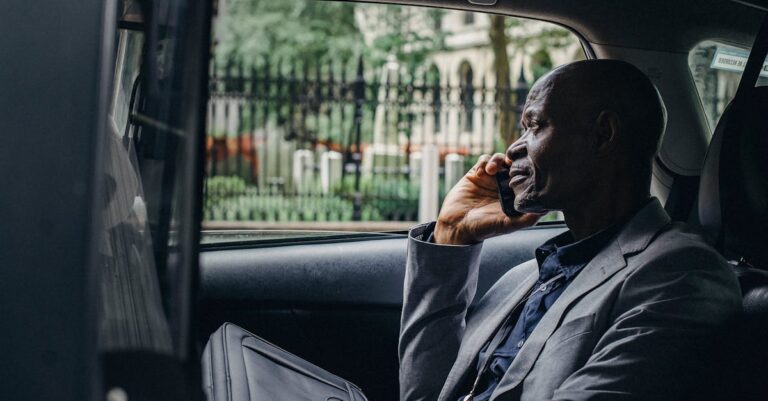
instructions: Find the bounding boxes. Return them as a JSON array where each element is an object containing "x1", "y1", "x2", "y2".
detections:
[
  {"x1": 100, "y1": 2, "x2": 173, "y2": 353},
  {"x1": 98, "y1": 0, "x2": 205, "y2": 359},
  {"x1": 689, "y1": 40, "x2": 768, "y2": 130},
  {"x1": 205, "y1": 1, "x2": 585, "y2": 238}
]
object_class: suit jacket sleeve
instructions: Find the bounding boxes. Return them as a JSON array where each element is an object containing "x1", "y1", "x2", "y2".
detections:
[
  {"x1": 551, "y1": 245, "x2": 742, "y2": 401},
  {"x1": 399, "y1": 222, "x2": 484, "y2": 401}
]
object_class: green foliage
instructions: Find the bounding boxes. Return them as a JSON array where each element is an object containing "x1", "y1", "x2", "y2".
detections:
[
  {"x1": 204, "y1": 175, "x2": 421, "y2": 222},
  {"x1": 205, "y1": 176, "x2": 357, "y2": 222},
  {"x1": 504, "y1": 18, "x2": 573, "y2": 50},
  {"x1": 530, "y1": 48, "x2": 554, "y2": 82},
  {"x1": 502, "y1": 19, "x2": 575, "y2": 67},
  {"x1": 538, "y1": 211, "x2": 563, "y2": 223},
  {"x1": 215, "y1": 0, "x2": 362, "y2": 66},
  {"x1": 337, "y1": 173, "x2": 420, "y2": 221},
  {"x1": 215, "y1": 0, "x2": 447, "y2": 75},
  {"x1": 203, "y1": 173, "x2": 564, "y2": 224},
  {"x1": 362, "y1": 7, "x2": 446, "y2": 71}
]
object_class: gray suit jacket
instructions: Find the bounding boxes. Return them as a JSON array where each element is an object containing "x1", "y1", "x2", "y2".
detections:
[{"x1": 399, "y1": 199, "x2": 741, "y2": 401}]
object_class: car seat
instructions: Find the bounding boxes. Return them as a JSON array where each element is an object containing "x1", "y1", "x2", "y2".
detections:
[{"x1": 697, "y1": 18, "x2": 768, "y2": 399}]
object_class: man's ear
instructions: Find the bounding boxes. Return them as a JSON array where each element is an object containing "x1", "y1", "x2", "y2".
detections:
[{"x1": 593, "y1": 110, "x2": 620, "y2": 155}]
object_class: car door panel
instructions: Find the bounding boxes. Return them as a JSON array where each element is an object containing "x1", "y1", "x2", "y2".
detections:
[{"x1": 199, "y1": 225, "x2": 565, "y2": 401}]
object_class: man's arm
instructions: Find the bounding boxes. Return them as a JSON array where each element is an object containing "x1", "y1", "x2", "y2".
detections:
[
  {"x1": 398, "y1": 223, "x2": 484, "y2": 401},
  {"x1": 398, "y1": 154, "x2": 540, "y2": 401},
  {"x1": 552, "y1": 245, "x2": 741, "y2": 401}
]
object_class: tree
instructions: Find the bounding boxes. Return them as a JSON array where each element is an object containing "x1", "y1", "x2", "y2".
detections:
[
  {"x1": 489, "y1": 15, "x2": 514, "y2": 147},
  {"x1": 215, "y1": 1, "x2": 445, "y2": 74},
  {"x1": 359, "y1": 6, "x2": 446, "y2": 72},
  {"x1": 215, "y1": 0, "x2": 362, "y2": 67},
  {"x1": 488, "y1": 16, "x2": 576, "y2": 146}
]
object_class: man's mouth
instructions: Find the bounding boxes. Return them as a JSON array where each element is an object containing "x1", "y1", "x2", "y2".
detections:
[
  {"x1": 508, "y1": 167, "x2": 532, "y2": 187},
  {"x1": 509, "y1": 174, "x2": 529, "y2": 186}
]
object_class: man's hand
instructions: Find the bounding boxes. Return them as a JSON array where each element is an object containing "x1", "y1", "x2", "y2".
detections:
[{"x1": 434, "y1": 154, "x2": 542, "y2": 245}]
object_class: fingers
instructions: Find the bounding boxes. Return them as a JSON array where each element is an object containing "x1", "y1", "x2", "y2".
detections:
[
  {"x1": 485, "y1": 153, "x2": 510, "y2": 176},
  {"x1": 472, "y1": 154, "x2": 492, "y2": 177}
]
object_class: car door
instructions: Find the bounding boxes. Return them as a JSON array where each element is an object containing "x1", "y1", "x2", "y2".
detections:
[{"x1": 199, "y1": 226, "x2": 566, "y2": 401}]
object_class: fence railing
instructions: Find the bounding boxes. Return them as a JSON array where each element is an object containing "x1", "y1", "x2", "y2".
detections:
[{"x1": 204, "y1": 57, "x2": 530, "y2": 224}]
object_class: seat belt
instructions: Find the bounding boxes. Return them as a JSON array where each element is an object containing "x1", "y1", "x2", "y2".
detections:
[{"x1": 662, "y1": 160, "x2": 700, "y2": 222}]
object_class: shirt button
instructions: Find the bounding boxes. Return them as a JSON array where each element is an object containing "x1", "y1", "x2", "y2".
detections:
[
  {"x1": 538, "y1": 284, "x2": 548, "y2": 292},
  {"x1": 517, "y1": 340, "x2": 525, "y2": 348}
]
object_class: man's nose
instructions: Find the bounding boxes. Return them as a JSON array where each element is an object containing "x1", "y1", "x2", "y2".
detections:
[{"x1": 506, "y1": 136, "x2": 527, "y2": 161}]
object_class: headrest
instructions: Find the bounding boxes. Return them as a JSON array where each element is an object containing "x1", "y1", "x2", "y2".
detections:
[{"x1": 698, "y1": 86, "x2": 768, "y2": 267}]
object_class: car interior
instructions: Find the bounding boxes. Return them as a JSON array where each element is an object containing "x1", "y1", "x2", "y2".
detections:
[
  {"x1": 3, "y1": 1, "x2": 767, "y2": 401},
  {"x1": 197, "y1": 1, "x2": 768, "y2": 401}
]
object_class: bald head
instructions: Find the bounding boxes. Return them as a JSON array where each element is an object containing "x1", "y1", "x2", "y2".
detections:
[
  {"x1": 507, "y1": 59, "x2": 667, "y2": 219},
  {"x1": 532, "y1": 59, "x2": 667, "y2": 174}
]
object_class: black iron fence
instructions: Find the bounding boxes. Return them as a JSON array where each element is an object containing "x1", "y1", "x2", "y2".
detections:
[{"x1": 204, "y1": 57, "x2": 529, "y2": 224}]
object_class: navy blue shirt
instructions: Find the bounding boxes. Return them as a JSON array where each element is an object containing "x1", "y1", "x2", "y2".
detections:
[{"x1": 460, "y1": 225, "x2": 620, "y2": 401}]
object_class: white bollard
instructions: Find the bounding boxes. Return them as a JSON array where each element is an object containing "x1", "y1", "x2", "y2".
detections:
[
  {"x1": 444, "y1": 153, "x2": 465, "y2": 192},
  {"x1": 292, "y1": 149, "x2": 314, "y2": 194},
  {"x1": 409, "y1": 152, "x2": 422, "y2": 183},
  {"x1": 214, "y1": 98, "x2": 227, "y2": 136},
  {"x1": 419, "y1": 144, "x2": 439, "y2": 223},
  {"x1": 227, "y1": 98, "x2": 240, "y2": 137},
  {"x1": 320, "y1": 151, "x2": 343, "y2": 194},
  {"x1": 281, "y1": 140, "x2": 296, "y2": 191}
]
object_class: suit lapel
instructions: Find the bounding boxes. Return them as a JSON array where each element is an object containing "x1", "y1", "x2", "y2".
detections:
[
  {"x1": 490, "y1": 199, "x2": 671, "y2": 400},
  {"x1": 490, "y1": 241, "x2": 626, "y2": 400},
  {"x1": 438, "y1": 260, "x2": 538, "y2": 401}
]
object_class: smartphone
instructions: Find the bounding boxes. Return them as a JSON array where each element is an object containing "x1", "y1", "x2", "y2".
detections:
[{"x1": 495, "y1": 170, "x2": 523, "y2": 217}]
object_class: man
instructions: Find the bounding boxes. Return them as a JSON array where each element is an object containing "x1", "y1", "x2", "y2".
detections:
[{"x1": 398, "y1": 60, "x2": 741, "y2": 401}]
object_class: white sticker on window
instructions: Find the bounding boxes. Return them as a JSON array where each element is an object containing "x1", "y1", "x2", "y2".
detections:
[{"x1": 710, "y1": 47, "x2": 768, "y2": 77}]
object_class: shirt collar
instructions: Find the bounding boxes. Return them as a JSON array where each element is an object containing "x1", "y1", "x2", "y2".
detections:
[
  {"x1": 535, "y1": 226, "x2": 619, "y2": 279},
  {"x1": 535, "y1": 198, "x2": 653, "y2": 278}
]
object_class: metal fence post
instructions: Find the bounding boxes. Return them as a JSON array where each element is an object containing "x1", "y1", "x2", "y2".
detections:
[
  {"x1": 352, "y1": 55, "x2": 365, "y2": 220},
  {"x1": 236, "y1": 60, "x2": 244, "y2": 178}
]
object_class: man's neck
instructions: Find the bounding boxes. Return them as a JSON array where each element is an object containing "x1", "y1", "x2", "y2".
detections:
[{"x1": 563, "y1": 194, "x2": 651, "y2": 241}]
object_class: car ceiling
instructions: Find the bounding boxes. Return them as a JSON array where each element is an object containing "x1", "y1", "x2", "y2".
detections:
[{"x1": 350, "y1": 0, "x2": 765, "y2": 52}]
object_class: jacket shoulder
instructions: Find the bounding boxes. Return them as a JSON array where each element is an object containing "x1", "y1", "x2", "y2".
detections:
[
  {"x1": 625, "y1": 222, "x2": 741, "y2": 298},
  {"x1": 641, "y1": 222, "x2": 727, "y2": 265}
]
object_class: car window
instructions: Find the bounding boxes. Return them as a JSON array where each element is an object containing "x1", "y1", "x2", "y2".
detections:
[
  {"x1": 98, "y1": 0, "x2": 205, "y2": 359},
  {"x1": 689, "y1": 40, "x2": 768, "y2": 131},
  {"x1": 202, "y1": 1, "x2": 586, "y2": 243},
  {"x1": 100, "y1": 4, "x2": 174, "y2": 353}
]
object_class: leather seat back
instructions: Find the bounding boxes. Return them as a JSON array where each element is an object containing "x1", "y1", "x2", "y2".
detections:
[
  {"x1": 699, "y1": 87, "x2": 768, "y2": 266},
  {"x1": 698, "y1": 80, "x2": 768, "y2": 399}
]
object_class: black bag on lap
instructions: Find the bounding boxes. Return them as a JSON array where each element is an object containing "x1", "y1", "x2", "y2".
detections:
[{"x1": 202, "y1": 322, "x2": 369, "y2": 401}]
